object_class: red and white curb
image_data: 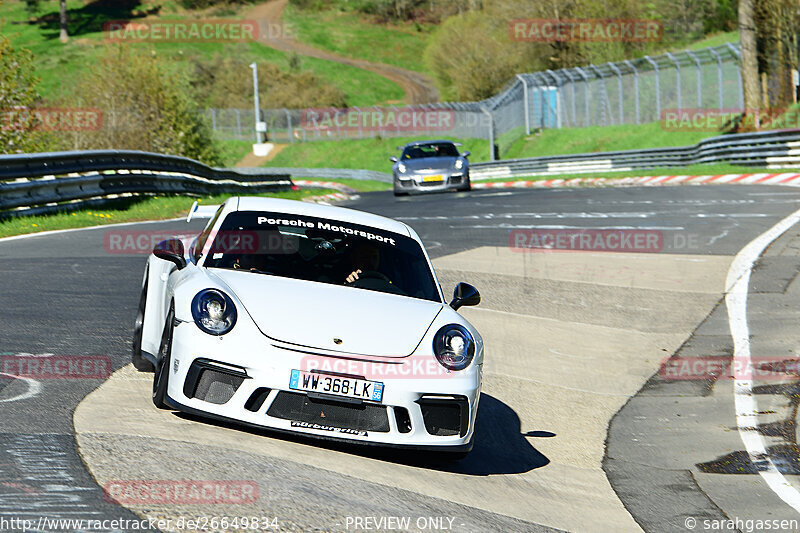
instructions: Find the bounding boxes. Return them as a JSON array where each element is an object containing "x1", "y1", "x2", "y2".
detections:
[
  {"x1": 473, "y1": 173, "x2": 800, "y2": 189},
  {"x1": 293, "y1": 180, "x2": 360, "y2": 205}
]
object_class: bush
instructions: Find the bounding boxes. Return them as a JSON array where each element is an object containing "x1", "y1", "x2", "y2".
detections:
[
  {"x1": 192, "y1": 56, "x2": 348, "y2": 109},
  {"x1": 65, "y1": 47, "x2": 221, "y2": 165},
  {"x1": 0, "y1": 38, "x2": 51, "y2": 154}
]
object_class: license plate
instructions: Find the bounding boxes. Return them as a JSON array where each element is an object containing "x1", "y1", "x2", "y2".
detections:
[
  {"x1": 289, "y1": 370, "x2": 384, "y2": 402},
  {"x1": 422, "y1": 175, "x2": 443, "y2": 182}
]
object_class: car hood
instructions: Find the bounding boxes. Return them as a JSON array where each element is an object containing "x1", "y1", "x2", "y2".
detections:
[
  {"x1": 401, "y1": 157, "x2": 458, "y2": 172},
  {"x1": 208, "y1": 269, "x2": 443, "y2": 357}
]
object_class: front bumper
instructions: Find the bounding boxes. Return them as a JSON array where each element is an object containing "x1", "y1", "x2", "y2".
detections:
[
  {"x1": 395, "y1": 170, "x2": 469, "y2": 193},
  {"x1": 164, "y1": 320, "x2": 481, "y2": 451}
]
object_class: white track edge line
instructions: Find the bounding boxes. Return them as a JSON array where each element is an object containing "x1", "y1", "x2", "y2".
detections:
[{"x1": 726, "y1": 205, "x2": 800, "y2": 512}]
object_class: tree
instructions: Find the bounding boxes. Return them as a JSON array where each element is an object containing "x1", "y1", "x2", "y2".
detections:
[
  {"x1": 739, "y1": 0, "x2": 761, "y2": 123},
  {"x1": 59, "y1": 0, "x2": 68, "y2": 43}
]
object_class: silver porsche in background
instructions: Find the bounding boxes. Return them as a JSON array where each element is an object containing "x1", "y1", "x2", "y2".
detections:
[{"x1": 390, "y1": 140, "x2": 471, "y2": 196}]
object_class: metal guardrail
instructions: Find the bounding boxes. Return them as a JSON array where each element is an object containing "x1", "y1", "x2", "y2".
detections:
[
  {"x1": 469, "y1": 130, "x2": 800, "y2": 180},
  {"x1": 0, "y1": 150, "x2": 392, "y2": 217},
  {"x1": 0, "y1": 150, "x2": 295, "y2": 217}
]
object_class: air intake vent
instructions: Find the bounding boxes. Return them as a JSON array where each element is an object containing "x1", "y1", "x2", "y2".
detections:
[
  {"x1": 244, "y1": 387, "x2": 272, "y2": 412},
  {"x1": 183, "y1": 358, "x2": 248, "y2": 405},
  {"x1": 417, "y1": 395, "x2": 469, "y2": 437}
]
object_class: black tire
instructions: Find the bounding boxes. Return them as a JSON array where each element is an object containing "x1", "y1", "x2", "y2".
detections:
[
  {"x1": 132, "y1": 274, "x2": 155, "y2": 372},
  {"x1": 152, "y1": 305, "x2": 175, "y2": 410}
]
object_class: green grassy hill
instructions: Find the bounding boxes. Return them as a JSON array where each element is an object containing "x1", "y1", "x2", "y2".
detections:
[{"x1": 2, "y1": 0, "x2": 403, "y2": 106}]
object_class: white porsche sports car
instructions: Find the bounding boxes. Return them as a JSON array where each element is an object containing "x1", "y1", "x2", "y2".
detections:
[{"x1": 132, "y1": 197, "x2": 483, "y2": 456}]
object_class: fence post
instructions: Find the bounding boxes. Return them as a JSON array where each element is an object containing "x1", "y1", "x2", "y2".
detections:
[
  {"x1": 644, "y1": 56, "x2": 661, "y2": 121},
  {"x1": 623, "y1": 60, "x2": 640, "y2": 125},
  {"x1": 607, "y1": 62, "x2": 624, "y2": 125},
  {"x1": 563, "y1": 69, "x2": 577, "y2": 127},
  {"x1": 284, "y1": 108, "x2": 293, "y2": 143},
  {"x1": 589, "y1": 65, "x2": 610, "y2": 125},
  {"x1": 482, "y1": 107, "x2": 494, "y2": 161},
  {"x1": 575, "y1": 67, "x2": 590, "y2": 127},
  {"x1": 517, "y1": 75, "x2": 530, "y2": 135},
  {"x1": 726, "y1": 43, "x2": 744, "y2": 108},
  {"x1": 235, "y1": 109, "x2": 242, "y2": 139},
  {"x1": 708, "y1": 47, "x2": 724, "y2": 110},
  {"x1": 686, "y1": 50, "x2": 702, "y2": 108},
  {"x1": 666, "y1": 52, "x2": 682, "y2": 111}
]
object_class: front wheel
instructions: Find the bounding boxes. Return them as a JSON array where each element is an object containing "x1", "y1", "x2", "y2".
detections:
[{"x1": 152, "y1": 306, "x2": 174, "y2": 409}]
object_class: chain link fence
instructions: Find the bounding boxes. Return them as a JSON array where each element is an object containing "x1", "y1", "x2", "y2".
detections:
[{"x1": 207, "y1": 43, "x2": 743, "y2": 160}]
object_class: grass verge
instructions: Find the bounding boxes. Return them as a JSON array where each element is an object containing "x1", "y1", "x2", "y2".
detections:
[
  {"x1": 0, "y1": 187, "x2": 340, "y2": 238},
  {"x1": 502, "y1": 122, "x2": 719, "y2": 159},
  {"x1": 265, "y1": 136, "x2": 489, "y2": 172}
]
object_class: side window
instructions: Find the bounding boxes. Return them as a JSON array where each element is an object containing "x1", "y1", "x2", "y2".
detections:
[{"x1": 192, "y1": 206, "x2": 224, "y2": 263}]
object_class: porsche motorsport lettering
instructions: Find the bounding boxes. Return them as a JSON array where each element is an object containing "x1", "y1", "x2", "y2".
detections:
[{"x1": 255, "y1": 217, "x2": 397, "y2": 245}]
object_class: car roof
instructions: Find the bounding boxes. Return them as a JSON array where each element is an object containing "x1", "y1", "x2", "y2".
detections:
[
  {"x1": 400, "y1": 140, "x2": 457, "y2": 149},
  {"x1": 229, "y1": 197, "x2": 412, "y2": 236}
]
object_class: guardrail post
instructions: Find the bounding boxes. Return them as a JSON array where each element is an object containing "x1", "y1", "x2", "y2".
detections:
[
  {"x1": 708, "y1": 47, "x2": 724, "y2": 110},
  {"x1": 517, "y1": 75, "x2": 530, "y2": 135},
  {"x1": 481, "y1": 107, "x2": 495, "y2": 161},
  {"x1": 686, "y1": 50, "x2": 702, "y2": 108},
  {"x1": 623, "y1": 60, "x2": 640, "y2": 125},
  {"x1": 644, "y1": 56, "x2": 660, "y2": 121}
]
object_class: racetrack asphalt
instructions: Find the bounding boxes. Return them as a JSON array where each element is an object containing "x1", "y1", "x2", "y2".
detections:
[{"x1": 3, "y1": 185, "x2": 800, "y2": 532}]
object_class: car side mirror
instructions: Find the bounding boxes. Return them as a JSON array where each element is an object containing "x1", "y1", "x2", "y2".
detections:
[
  {"x1": 153, "y1": 238, "x2": 187, "y2": 270},
  {"x1": 461, "y1": 151, "x2": 471, "y2": 158},
  {"x1": 389, "y1": 156, "x2": 398, "y2": 163},
  {"x1": 449, "y1": 282, "x2": 480, "y2": 310}
]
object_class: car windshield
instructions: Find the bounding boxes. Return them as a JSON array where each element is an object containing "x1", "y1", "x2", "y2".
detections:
[
  {"x1": 402, "y1": 143, "x2": 459, "y2": 159},
  {"x1": 202, "y1": 211, "x2": 441, "y2": 302}
]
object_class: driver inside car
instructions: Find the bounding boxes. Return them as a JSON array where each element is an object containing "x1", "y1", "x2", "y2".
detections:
[{"x1": 344, "y1": 241, "x2": 384, "y2": 284}]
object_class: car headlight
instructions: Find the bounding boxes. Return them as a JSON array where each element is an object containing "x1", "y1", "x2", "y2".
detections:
[
  {"x1": 433, "y1": 324, "x2": 475, "y2": 371},
  {"x1": 398, "y1": 163, "x2": 407, "y2": 173},
  {"x1": 454, "y1": 159, "x2": 464, "y2": 170},
  {"x1": 191, "y1": 289, "x2": 237, "y2": 335}
]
